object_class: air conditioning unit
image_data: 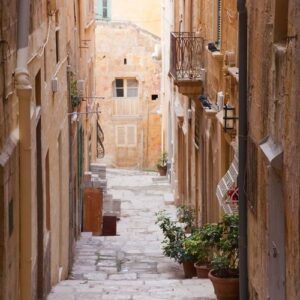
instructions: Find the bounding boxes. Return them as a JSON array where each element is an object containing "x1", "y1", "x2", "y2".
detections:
[
  {"x1": 217, "y1": 91, "x2": 224, "y2": 111},
  {"x1": 224, "y1": 51, "x2": 236, "y2": 67},
  {"x1": 199, "y1": 68, "x2": 206, "y2": 82},
  {"x1": 51, "y1": 77, "x2": 59, "y2": 93},
  {"x1": 77, "y1": 80, "x2": 85, "y2": 97},
  {"x1": 47, "y1": 0, "x2": 57, "y2": 14}
]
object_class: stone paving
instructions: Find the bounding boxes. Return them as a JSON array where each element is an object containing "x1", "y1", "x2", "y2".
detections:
[{"x1": 47, "y1": 168, "x2": 216, "y2": 300}]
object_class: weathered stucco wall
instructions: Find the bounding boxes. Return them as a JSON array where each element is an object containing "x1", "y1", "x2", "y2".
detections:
[
  {"x1": 95, "y1": 21, "x2": 161, "y2": 169},
  {"x1": 0, "y1": 0, "x2": 96, "y2": 298},
  {"x1": 111, "y1": 0, "x2": 161, "y2": 37},
  {"x1": 247, "y1": 0, "x2": 300, "y2": 299}
]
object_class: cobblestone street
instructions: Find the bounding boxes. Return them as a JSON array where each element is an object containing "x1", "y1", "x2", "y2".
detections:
[{"x1": 47, "y1": 169, "x2": 216, "y2": 300}]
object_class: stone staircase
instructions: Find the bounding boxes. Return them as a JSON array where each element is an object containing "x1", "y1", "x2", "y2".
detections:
[{"x1": 47, "y1": 169, "x2": 216, "y2": 300}]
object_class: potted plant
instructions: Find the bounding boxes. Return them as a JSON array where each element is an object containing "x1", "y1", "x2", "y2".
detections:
[
  {"x1": 156, "y1": 152, "x2": 168, "y2": 176},
  {"x1": 155, "y1": 210, "x2": 197, "y2": 278},
  {"x1": 177, "y1": 205, "x2": 195, "y2": 233},
  {"x1": 208, "y1": 214, "x2": 239, "y2": 300},
  {"x1": 184, "y1": 223, "x2": 222, "y2": 278}
]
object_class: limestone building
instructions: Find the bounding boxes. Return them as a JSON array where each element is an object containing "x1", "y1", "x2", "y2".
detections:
[
  {"x1": 247, "y1": 1, "x2": 300, "y2": 299},
  {"x1": 162, "y1": 0, "x2": 238, "y2": 224},
  {"x1": 0, "y1": 1, "x2": 96, "y2": 299},
  {"x1": 95, "y1": 0, "x2": 162, "y2": 169},
  {"x1": 162, "y1": 0, "x2": 300, "y2": 299}
]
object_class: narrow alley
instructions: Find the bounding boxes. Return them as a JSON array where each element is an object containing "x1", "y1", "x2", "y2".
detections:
[{"x1": 47, "y1": 169, "x2": 215, "y2": 300}]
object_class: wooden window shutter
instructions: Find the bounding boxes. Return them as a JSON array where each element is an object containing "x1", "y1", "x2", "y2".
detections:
[
  {"x1": 247, "y1": 137, "x2": 258, "y2": 214},
  {"x1": 127, "y1": 125, "x2": 136, "y2": 146},
  {"x1": 116, "y1": 126, "x2": 126, "y2": 147},
  {"x1": 97, "y1": 0, "x2": 103, "y2": 19},
  {"x1": 107, "y1": 0, "x2": 111, "y2": 19}
]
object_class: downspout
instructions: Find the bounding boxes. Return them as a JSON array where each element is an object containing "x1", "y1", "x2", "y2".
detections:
[
  {"x1": 15, "y1": 1, "x2": 33, "y2": 300},
  {"x1": 237, "y1": 0, "x2": 248, "y2": 300}
]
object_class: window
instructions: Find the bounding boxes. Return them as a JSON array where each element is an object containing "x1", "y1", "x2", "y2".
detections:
[
  {"x1": 8, "y1": 199, "x2": 13, "y2": 237},
  {"x1": 115, "y1": 125, "x2": 137, "y2": 147},
  {"x1": 97, "y1": 0, "x2": 111, "y2": 20},
  {"x1": 194, "y1": 104, "x2": 201, "y2": 147},
  {"x1": 35, "y1": 70, "x2": 41, "y2": 106},
  {"x1": 151, "y1": 94, "x2": 158, "y2": 101},
  {"x1": 113, "y1": 79, "x2": 138, "y2": 98},
  {"x1": 55, "y1": 11, "x2": 60, "y2": 63},
  {"x1": 274, "y1": 0, "x2": 289, "y2": 42}
]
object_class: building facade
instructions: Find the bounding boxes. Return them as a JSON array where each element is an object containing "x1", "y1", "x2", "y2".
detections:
[
  {"x1": 162, "y1": 0, "x2": 238, "y2": 225},
  {"x1": 0, "y1": 1, "x2": 96, "y2": 299},
  {"x1": 247, "y1": 1, "x2": 300, "y2": 299},
  {"x1": 95, "y1": 0, "x2": 162, "y2": 169},
  {"x1": 162, "y1": 0, "x2": 300, "y2": 299}
]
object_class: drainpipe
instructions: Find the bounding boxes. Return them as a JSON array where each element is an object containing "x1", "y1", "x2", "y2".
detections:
[
  {"x1": 15, "y1": 1, "x2": 33, "y2": 300},
  {"x1": 237, "y1": 1, "x2": 248, "y2": 300}
]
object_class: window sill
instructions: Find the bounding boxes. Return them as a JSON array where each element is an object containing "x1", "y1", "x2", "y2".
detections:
[{"x1": 227, "y1": 67, "x2": 239, "y2": 82}]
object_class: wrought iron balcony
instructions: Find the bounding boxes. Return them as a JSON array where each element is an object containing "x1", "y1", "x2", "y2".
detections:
[{"x1": 169, "y1": 32, "x2": 204, "y2": 83}]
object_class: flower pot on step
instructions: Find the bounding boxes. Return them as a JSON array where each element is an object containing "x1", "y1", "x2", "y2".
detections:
[
  {"x1": 208, "y1": 270, "x2": 239, "y2": 300},
  {"x1": 182, "y1": 261, "x2": 197, "y2": 278},
  {"x1": 194, "y1": 262, "x2": 210, "y2": 278},
  {"x1": 157, "y1": 165, "x2": 167, "y2": 176}
]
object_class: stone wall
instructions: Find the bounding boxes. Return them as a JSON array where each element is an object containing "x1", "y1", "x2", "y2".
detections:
[
  {"x1": 0, "y1": 0, "x2": 96, "y2": 298},
  {"x1": 247, "y1": 0, "x2": 300, "y2": 298},
  {"x1": 95, "y1": 21, "x2": 161, "y2": 169}
]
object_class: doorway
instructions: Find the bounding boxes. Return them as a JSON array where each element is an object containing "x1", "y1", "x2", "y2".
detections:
[
  {"x1": 267, "y1": 167, "x2": 285, "y2": 300},
  {"x1": 36, "y1": 119, "x2": 44, "y2": 299}
]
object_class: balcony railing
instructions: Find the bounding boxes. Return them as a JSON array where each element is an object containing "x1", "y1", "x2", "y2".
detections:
[{"x1": 170, "y1": 32, "x2": 204, "y2": 82}]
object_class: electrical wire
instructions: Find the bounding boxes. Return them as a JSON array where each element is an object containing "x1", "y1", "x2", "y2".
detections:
[{"x1": 27, "y1": 17, "x2": 52, "y2": 64}]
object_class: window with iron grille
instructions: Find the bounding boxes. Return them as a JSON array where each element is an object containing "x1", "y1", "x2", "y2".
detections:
[{"x1": 247, "y1": 137, "x2": 258, "y2": 214}]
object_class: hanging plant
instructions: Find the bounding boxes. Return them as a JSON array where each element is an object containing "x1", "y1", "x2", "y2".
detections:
[{"x1": 70, "y1": 77, "x2": 80, "y2": 108}]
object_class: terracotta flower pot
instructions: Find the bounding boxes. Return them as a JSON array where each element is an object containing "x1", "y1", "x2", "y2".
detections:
[
  {"x1": 182, "y1": 261, "x2": 197, "y2": 278},
  {"x1": 194, "y1": 262, "x2": 210, "y2": 278},
  {"x1": 208, "y1": 270, "x2": 239, "y2": 300},
  {"x1": 157, "y1": 165, "x2": 167, "y2": 176}
]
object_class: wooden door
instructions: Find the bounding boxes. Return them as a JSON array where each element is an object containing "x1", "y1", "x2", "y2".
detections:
[
  {"x1": 83, "y1": 188, "x2": 103, "y2": 235},
  {"x1": 268, "y1": 167, "x2": 285, "y2": 300}
]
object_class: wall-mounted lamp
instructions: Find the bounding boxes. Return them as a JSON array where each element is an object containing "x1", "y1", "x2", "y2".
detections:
[{"x1": 223, "y1": 104, "x2": 238, "y2": 133}]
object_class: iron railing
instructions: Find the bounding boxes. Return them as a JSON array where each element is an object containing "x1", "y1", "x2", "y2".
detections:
[{"x1": 170, "y1": 32, "x2": 204, "y2": 81}]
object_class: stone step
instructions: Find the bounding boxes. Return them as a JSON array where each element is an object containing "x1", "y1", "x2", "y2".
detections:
[{"x1": 48, "y1": 279, "x2": 216, "y2": 300}]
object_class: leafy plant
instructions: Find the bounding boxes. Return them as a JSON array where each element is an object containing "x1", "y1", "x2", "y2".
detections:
[
  {"x1": 70, "y1": 77, "x2": 80, "y2": 108},
  {"x1": 177, "y1": 205, "x2": 195, "y2": 230},
  {"x1": 156, "y1": 152, "x2": 168, "y2": 168},
  {"x1": 210, "y1": 214, "x2": 239, "y2": 278},
  {"x1": 155, "y1": 210, "x2": 197, "y2": 264}
]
